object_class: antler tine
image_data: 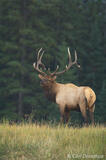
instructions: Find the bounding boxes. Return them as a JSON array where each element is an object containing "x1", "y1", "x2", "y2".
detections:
[
  {"x1": 38, "y1": 49, "x2": 46, "y2": 70},
  {"x1": 33, "y1": 62, "x2": 36, "y2": 68},
  {"x1": 74, "y1": 50, "x2": 80, "y2": 68},
  {"x1": 33, "y1": 48, "x2": 47, "y2": 75},
  {"x1": 68, "y1": 47, "x2": 72, "y2": 63},
  {"x1": 66, "y1": 47, "x2": 73, "y2": 70},
  {"x1": 51, "y1": 65, "x2": 59, "y2": 76},
  {"x1": 37, "y1": 48, "x2": 42, "y2": 60},
  {"x1": 39, "y1": 50, "x2": 46, "y2": 70},
  {"x1": 55, "y1": 65, "x2": 59, "y2": 72},
  {"x1": 47, "y1": 68, "x2": 51, "y2": 74},
  {"x1": 39, "y1": 50, "x2": 44, "y2": 61},
  {"x1": 66, "y1": 48, "x2": 80, "y2": 69},
  {"x1": 74, "y1": 50, "x2": 77, "y2": 63}
]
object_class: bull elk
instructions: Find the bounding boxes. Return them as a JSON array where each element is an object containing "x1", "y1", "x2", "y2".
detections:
[{"x1": 33, "y1": 48, "x2": 96, "y2": 125}]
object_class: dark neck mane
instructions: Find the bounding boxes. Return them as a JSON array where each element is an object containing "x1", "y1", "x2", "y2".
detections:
[{"x1": 43, "y1": 83, "x2": 58, "y2": 102}]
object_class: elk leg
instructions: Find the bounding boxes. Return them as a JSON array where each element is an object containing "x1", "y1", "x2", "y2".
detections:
[
  {"x1": 64, "y1": 106, "x2": 70, "y2": 124},
  {"x1": 80, "y1": 105, "x2": 88, "y2": 126},
  {"x1": 60, "y1": 114, "x2": 64, "y2": 124},
  {"x1": 89, "y1": 111, "x2": 94, "y2": 125},
  {"x1": 59, "y1": 105, "x2": 65, "y2": 124},
  {"x1": 89, "y1": 106, "x2": 95, "y2": 125},
  {"x1": 66, "y1": 112, "x2": 70, "y2": 124}
]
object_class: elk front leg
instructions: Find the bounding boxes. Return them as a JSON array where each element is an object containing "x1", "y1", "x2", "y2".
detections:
[
  {"x1": 64, "y1": 106, "x2": 70, "y2": 124},
  {"x1": 59, "y1": 105, "x2": 65, "y2": 124},
  {"x1": 60, "y1": 114, "x2": 64, "y2": 124},
  {"x1": 65, "y1": 111, "x2": 70, "y2": 124}
]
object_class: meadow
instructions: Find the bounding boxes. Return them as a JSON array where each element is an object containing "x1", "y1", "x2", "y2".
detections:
[{"x1": 0, "y1": 123, "x2": 105, "y2": 160}]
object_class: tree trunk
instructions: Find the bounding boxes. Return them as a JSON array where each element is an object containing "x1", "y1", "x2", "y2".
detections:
[
  {"x1": 18, "y1": 92, "x2": 23, "y2": 117},
  {"x1": 18, "y1": 0, "x2": 26, "y2": 117}
]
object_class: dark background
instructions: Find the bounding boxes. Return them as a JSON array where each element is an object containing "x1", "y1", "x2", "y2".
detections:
[{"x1": 0, "y1": 0, "x2": 106, "y2": 124}]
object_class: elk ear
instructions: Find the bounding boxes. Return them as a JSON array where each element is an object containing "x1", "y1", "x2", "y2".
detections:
[
  {"x1": 52, "y1": 76, "x2": 57, "y2": 81},
  {"x1": 38, "y1": 74, "x2": 44, "y2": 79}
]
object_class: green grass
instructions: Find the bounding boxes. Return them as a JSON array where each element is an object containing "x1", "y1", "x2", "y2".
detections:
[{"x1": 0, "y1": 123, "x2": 105, "y2": 160}]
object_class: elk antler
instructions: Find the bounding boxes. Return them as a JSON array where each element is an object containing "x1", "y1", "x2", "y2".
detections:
[
  {"x1": 50, "y1": 48, "x2": 80, "y2": 76},
  {"x1": 33, "y1": 48, "x2": 47, "y2": 76}
]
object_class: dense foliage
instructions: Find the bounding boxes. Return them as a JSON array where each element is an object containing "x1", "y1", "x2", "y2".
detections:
[{"x1": 0, "y1": 0, "x2": 106, "y2": 123}]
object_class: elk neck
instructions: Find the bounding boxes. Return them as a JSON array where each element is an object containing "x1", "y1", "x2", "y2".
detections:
[{"x1": 43, "y1": 81, "x2": 59, "y2": 102}]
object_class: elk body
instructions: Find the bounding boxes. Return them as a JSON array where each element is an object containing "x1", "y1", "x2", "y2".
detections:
[{"x1": 33, "y1": 48, "x2": 96, "y2": 125}]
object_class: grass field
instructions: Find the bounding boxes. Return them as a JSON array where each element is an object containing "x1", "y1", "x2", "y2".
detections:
[{"x1": 0, "y1": 123, "x2": 105, "y2": 160}]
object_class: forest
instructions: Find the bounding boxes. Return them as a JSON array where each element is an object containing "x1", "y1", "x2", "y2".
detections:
[{"x1": 0, "y1": 0, "x2": 106, "y2": 124}]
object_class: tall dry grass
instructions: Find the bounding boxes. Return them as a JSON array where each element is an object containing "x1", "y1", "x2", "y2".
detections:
[{"x1": 0, "y1": 123, "x2": 105, "y2": 160}]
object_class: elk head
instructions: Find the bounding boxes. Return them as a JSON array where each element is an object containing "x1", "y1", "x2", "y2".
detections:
[{"x1": 33, "y1": 48, "x2": 80, "y2": 88}]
